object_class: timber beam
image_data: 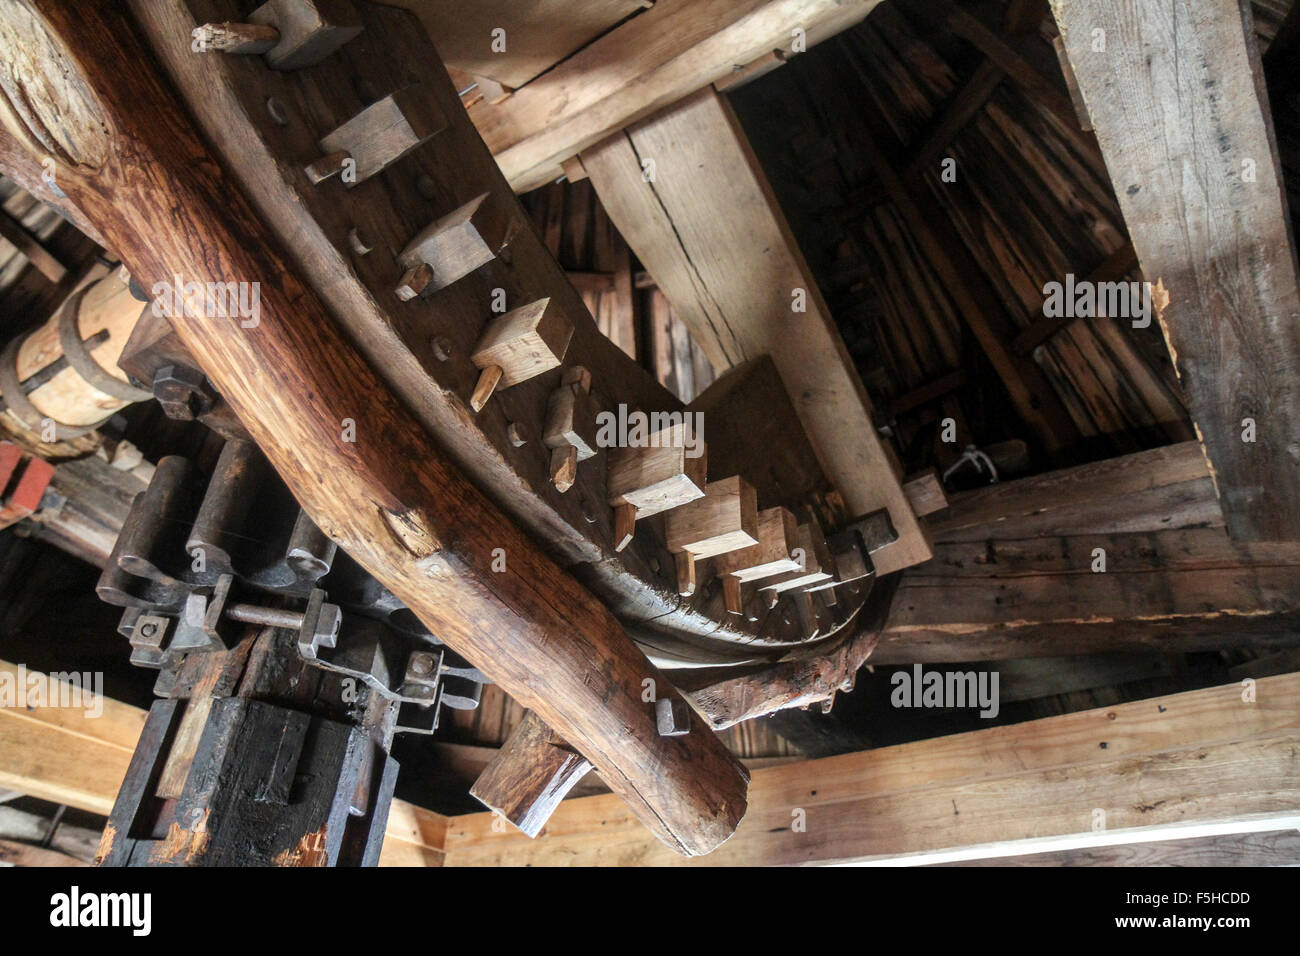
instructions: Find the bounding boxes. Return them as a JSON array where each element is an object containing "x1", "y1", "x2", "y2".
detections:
[
  {"x1": 1051, "y1": 0, "x2": 1300, "y2": 542},
  {"x1": 582, "y1": 89, "x2": 932, "y2": 575},
  {"x1": 876, "y1": 528, "x2": 1300, "y2": 663},
  {"x1": 443, "y1": 674, "x2": 1300, "y2": 865},
  {"x1": 467, "y1": 0, "x2": 887, "y2": 192},
  {"x1": 0, "y1": 0, "x2": 746, "y2": 856}
]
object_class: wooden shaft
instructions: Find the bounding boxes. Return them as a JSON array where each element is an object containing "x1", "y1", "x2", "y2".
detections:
[{"x1": 0, "y1": 0, "x2": 746, "y2": 856}]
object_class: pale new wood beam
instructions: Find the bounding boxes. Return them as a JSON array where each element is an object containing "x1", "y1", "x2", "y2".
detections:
[
  {"x1": 441, "y1": 674, "x2": 1300, "y2": 865},
  {"x1": 582, "y1": 88, "x2": 932, "y2": 575}
]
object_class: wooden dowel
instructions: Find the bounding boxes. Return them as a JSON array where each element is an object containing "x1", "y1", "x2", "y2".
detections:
[
  {"x1": 191, "y1": 22, "x2": 279, "y2": 55},
  {"x1": 468, "y1": 363, "x2": 501, "y2": 412},
  {"x1": 612, "y1": 501, "x2": 636, "y2": 551},
  {"x1": 675, "y1": 551, "x2": 696, "y2": 597},
  {"x1": 549, "y1": 443, "x2": 577, "y2": 493},
  {"x1": 303, "y1": 149, "x2": 352, "y2": 185},
  {"x1": 722, "y1": 574, "x2": 742, "y2": 615}
]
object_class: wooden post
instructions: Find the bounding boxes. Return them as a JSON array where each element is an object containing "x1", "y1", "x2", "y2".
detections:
[
  {"x1": 1051, "y1": 0, "x2": 1300, "y2": 542},
  {"x1": 0, "y1": 0, "x2": 747, "y2": 857}
]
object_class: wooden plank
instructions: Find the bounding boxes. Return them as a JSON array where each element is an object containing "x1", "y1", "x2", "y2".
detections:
[
  {"x1": 379, "y1": 0, "x2": 651, "y2": 91},
  {"x1": 1052, "y1": 0, "x2": 1300, "y2": 541},
  {"x1": 1, "y1": 0, "x2": 747, "y2": 858},
  {"x1": 583, "y1": 89, "x2": 931, "y2": 574},
  {"x1": 0, "y1": 838, "x2": 90, "y2": 867},
  {"x1": 937, "y1": 828, "x2": 1300, "y2": 866},
  {"x1": 904, "y1": 58, "x2": 1004, "y2": 181},
  {"x1": 876, "y1": 529, "x2": 1300, "y2": 663},
  {"x1": 840, "y1": 55, "x2": 1083, "y2": 459},
  {"x1": 441, "y1": 674, "x2": 1300, "y2": 865},
  {"x1": 927, "y1": 442, "x2": 1220, "y2": 542},
  {"x1": 474, "y1": 0, "x2": 885, "y2": 192},
  {"x1": 0, "y1": 660, "x2": 142, "y2": 815}
]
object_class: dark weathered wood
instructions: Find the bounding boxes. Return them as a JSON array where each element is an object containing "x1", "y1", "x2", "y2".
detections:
[
  {"x1": 876, "y1": 528, "x2": 1300, "y2": 663},
  {"x1": 469, "y1": 710, "x2": 593, "y2": 837},
  {"x1": 843, "y1": 52, "x2": 1081, "y2": 458},
  {"x1": 0, "y1": 0, "x2": 747, "y2": 856},
  {"x1": 927, "y1": 442, "x2": 1219, "y2": 542},
  {"x1": 1011, "y1": 243, "x2": 1138, "y2": 355},
  {"x1": 1052, "y1": 0, "x2": 1300, "y2": 542},
  {"x1": 904, "y1": 58, "x2": 1004, "y2": 181},
  {"x1": 677, "y1": 575, "x2": 898, "y2": 729}
]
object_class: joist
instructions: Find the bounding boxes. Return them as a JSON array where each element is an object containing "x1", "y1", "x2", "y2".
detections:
[
  {"x1": 874, "y1": 528, "x2": 1300, "y2": 663},
  {"x1": 0, "y1": 0, "x2": 747, "y2": 857},
  {"x1": 1051, "y1": 0, "x2": 1300, "y2": 542},
  {"x1": 927, "y1": 441, "x2": 1220, "y2": 543},
  {"x1": 441, "y1": 674, "x2": 1300, "y2": 865},
  {"x1": 582, "y1": 89, "x2": 932, "y2": 575},
  {"x1": 471, "y1": 0, "x2": 887, "y2": 192}
]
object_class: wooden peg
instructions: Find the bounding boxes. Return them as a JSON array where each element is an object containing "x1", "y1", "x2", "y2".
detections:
[
  {"x1": 674, "y1": 550, "x2": 696, "y2": 597},
  {"x1": 543, "y1": 366, "x2": 597, "y2": 462},
  {"x1": 714, "y1": 506, "x2": 801, "y2": 582},
  {"x1": 470, "y1": 364, "x2": 502, "y2": 413},
  {"x1": 397, "y1": 192, "x2": 515, "y2": 295},
  {"x1": 248, "y1": 0, "x2": 363, "y2": 71},
  {"x1": 192, "y1": 22, "x2": 280, "y2": 54},
  {"x1": 314, "y1": 86, "x2": 447, "y2": 187},
  {"x1": 469, "y1": 299, "x2": 573, "y2": 412},
  {"x1": 607, "y1": 422, "x2": 707, "y2": 550},
  {"x1": 549, "y1": 445, "x2": 578, "y2": 493},
  {"x1": 613, "y1": 502, "x2": 636, "y2": 552},
  {"x1": 665, "y1": 476, "x2": 758, "y2": 561},
  {"x1": 395, "y1": 262, "x2": 434, "y2": 302},
  {"x1": 761, "y1": 520, "x2": 834, "y2": 594},
  {"x1": 303, "y1": 149, "x2": 351, "y2": 184},
  {"x1": 722, "y1": 575, "x2": 742, "y2": 615}
]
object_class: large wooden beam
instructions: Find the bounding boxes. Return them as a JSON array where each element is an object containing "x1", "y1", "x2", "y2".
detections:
[
  {"x1": 876, "y1": 528, "x2": 1300, "y2": 663},
  {"x1": 379, "y1": 0, "x2": 650, "y2": 91},
  {"x1": 442, "y1": 674, "x2": 1300, "y2": 865},
  {"x1": 472, "y1": 0, "x2": 885, "y2": 192},
  {"x1": 1051, "y1": 0, "x2": 1300, "y2": 541},
  {"x1": 582, "y1": 88, "x2": 931, "y2": 575},
  {"x1": 0, "y1": 0, "x2": 746, "y2": 857},
  {"x1": 927, "y1": 441, "x2": 1220, "y2": 542}
]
